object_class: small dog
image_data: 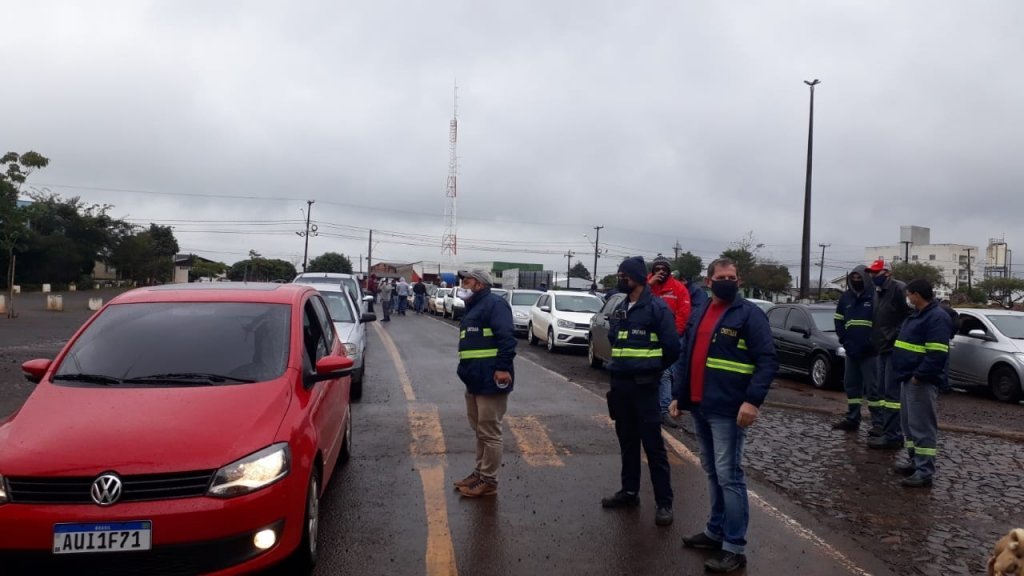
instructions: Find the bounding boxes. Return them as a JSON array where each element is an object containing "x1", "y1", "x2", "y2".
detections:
[{"x1": 988, "y1": 528, "x2": 1024, "y2": 576}]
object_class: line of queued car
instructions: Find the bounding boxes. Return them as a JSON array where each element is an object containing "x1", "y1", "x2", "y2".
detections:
[{"x1": 1, "y1": 281, "x2": 369, "y2": 574}]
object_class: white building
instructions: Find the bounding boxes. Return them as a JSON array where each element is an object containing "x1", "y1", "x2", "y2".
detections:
[{"x1": 865, "y1": 226, "x2": 978, "y2": 291}]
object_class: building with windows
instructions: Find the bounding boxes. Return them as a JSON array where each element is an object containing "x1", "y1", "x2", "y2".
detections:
[{"x1": 865, "y1": 226, "x2": 978, "y2": 291}]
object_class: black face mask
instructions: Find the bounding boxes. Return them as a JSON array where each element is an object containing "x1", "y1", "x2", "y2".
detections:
[
  {"x1": 616, "y1": 279, "x2": 631, "y2": 293},
  {"x1": 711, "y1": 279, "x2": 739, "y2": 301},
  {"x1": 851, "y1": 280, "x2": 865, "y2": 292}
]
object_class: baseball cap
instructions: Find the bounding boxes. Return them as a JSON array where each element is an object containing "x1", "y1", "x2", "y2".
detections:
[
  {"x1": 457, "y1": 269, "x2": 493, "y2": 286},
  {"x1": 866, "y1": 259, "x2": 885, "y2": 273}
]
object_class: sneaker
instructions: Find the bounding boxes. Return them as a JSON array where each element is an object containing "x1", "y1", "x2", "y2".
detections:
[
  {"x1": 458, "y1": 478, "x2": 497, "y2": 498},
  {"x1": 831, "y1": 419, "x2": 859, "y2": 431},
  {"x1": 705, "y1": 550, "x2": 747, "y2": 573},
  {"x1": 452, "y1": 472, "x2": 479, "y2": 489},
  {"x1": 655, "y1": 507, "x2": 673, "y2": 526},
  {"x1": 661, "y1": 414, "x2": 679, "y2": 429},
  {"x1": 892, "y1": 460, "x2": 916, "y2": 476},
  {"x1": 901, "y1": 474, "x2": 933, "y2": 488},
  {"x1": 601, "y1": 490, "x2": 640, "y2": 509},
  {"x1": 867, "y1": 437, "x2": 903, "y2": 450},
  {"x1": 682, "y1": 532, "x2": 723, "y2": 550}
]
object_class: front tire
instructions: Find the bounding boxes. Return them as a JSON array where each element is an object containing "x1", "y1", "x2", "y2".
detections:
[
  {"x1": 588, "y1": 338, "x2": 602, "y2": 368},
  {"x1": 546, "y1": 328, "x2": 557, "y2": 353},
  {"x1": 810, "y1": 354, "x2": 831, "y2": 389},
  {"x1": 990, "y1": 366, "x2": 1023, "y2": 403},
  {"x1": 292, "y1": 469, "x2": 321, "y2": 571},
  {"x1": 351, "y1": 369, "x2": 364, "y2": 401},
  {"x1": 339, "y1": 405, "x2": 353, "y2": 465},
  {"x1": 527, "y1": 323, "x2": 538, "y2": 346}
]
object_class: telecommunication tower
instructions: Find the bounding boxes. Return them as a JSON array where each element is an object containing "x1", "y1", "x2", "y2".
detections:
[{"x1": 441, "y1": 85, "x2": 458, "y2": 261}]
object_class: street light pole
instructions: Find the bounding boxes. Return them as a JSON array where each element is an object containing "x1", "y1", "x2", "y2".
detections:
[
  {"x1": 296, "y1": 200, "x2": 316, "y2": 272},
  {"x1": 800, "y1": 79, "x2": 821, "y2": 301},
  {"x1": 817, "y1": 243, "x2": 830, "y2": 301},
  {"x1": 593, "y1": 226, "x2": 603, "y2": 285}
]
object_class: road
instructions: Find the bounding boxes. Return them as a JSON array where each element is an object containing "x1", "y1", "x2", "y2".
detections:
[{"x1": 1, "y1": 290, "x2": 1022, "y2": 575}]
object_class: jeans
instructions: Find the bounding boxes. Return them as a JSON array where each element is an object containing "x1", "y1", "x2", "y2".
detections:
[
  {"x1": 397, "y1": 294, "x2": 408, "y2": 314},
  {"x1": 607, "y1": 382, "x2": 673, "y2": 508},
  {"x1": 465, "y1": 392, "x2": 509, "y2": 481},
  {"x1": 658, "y1": 368, "x2": 672, "y2": 416},
  {"x1": 414, "y1": 293, "x2": 425, "y2": 314},
  {"x1": 382, "y1": 294, "x2": 392, "y2": 320},
  {"x1": 900, "y1": 380, "x2": 938, "y2": 479},
  {"x1": 692, "y1": 410, "x2": 749, "y2": 555},
  {"x1": 842, "y1": 355, "x2": 879, "y2": 425},
  {"x1": 878, "y1": 352, "x2": 903, "y2": 442}
]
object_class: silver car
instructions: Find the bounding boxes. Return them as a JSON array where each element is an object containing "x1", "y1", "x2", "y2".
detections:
[
  {"x1": 951, "y1": 308, "x2": 1024, "y2": 403},
  {"x1": 295, "y1": 282, "x2": 376, "y2": 400},
  {"x1": 293, "y1": 272, "x2": 375, "y2": 315},
  {"x1": 503, "y1": 289, "x2": 543, "y2": 336}
]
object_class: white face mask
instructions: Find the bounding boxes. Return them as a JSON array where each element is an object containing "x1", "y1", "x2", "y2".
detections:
[
  {"x1": 906, "y1": 297, "x2": 914, "y2": 308},
  {"x1": 457, "y1": 288, "x2": 473, "y2": 300}
]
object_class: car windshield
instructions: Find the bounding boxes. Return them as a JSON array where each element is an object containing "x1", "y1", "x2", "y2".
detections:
[
  {"x1": 554, "y1": 294, "x2": 603, "y2": 313},
  {"x1": 54, "y1": 302, "x2": 291, "y2": 385},
  {"x1": 511, "y1": 293, "x2": 541, "y2": 306},
  {"x1": 437, "y1": 289, "x2": 451, "y2": 298},
  {"x1": 987, "y1": 314, "x2": 1024, "y2": 339},
  {"x1": 297, "y1": 276, "x2": 342, "y2": 284},
  {"x1": 492, "y1": 289, "x2": 507, "y2": 298},
  {"x1": 810, "y1": 310, "x2": 836, "y2": 332},
  {"x1": 339, "y1": 278, "x2": 360, "y2": 304},
  {"x1": 320, "y1": 292, "x2": 356, "y2": 323}
]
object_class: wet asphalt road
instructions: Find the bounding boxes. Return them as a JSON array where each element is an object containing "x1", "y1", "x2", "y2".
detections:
[{"x1": 1, "y1": 291, "x2": 1022, "y2": 575}]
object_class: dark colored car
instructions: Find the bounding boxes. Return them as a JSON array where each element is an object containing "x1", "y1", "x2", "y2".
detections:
[
  {"x1": 587, "y1": 293, "x2": 627, "y2": 368},
  {"x1": 766, "y1": 303, "x2": 846, "y2": 388}
]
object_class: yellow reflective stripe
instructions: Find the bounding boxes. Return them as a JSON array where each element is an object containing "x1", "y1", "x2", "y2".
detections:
[
  {"x1": 834, "y1": 313, "x2": 844, "y2": 320},
  {"x1": 706, "y1": 358, "x2": 755, "y2": 375},
  {"x1": 914, "y1": 447, "x2": 937, "y2": 457},
  {"x1": 650, "y1": 333, "x2": 659, "y2": 343},
  {"x1": 611, "y1": 348, "x2": 663, "y2": 358},
  {"x1": 845, "y1": 320, "x2": 873, "y2": 328},
  {"x1": 924, "y1": 342, "x2": 948, "y2": 353},
  {"x1": 880, "y1": 401, "x2": 901, "y2": 410},
  {"x1": 847, "y1": 398, "x2": 862, "y2": 405},
  {"x1": 867, "y1": 400, "x2": 884, "y2": 407},
  {"x1": 904, "y1": 440, "x2": 915, "y2": 448},
  {"x1": 462, "y1": 328, "x2": 495, "y2": 338},
  {"x1": 894, "y1": 340, "x2": 926, "y2": 354},
  {"x1": 737, "y1": 339, "x2": 748, "y2": 350},
  {"x1": 459, "y1": 349, "x2": 498, "y2": 360},
  {"x1": 618, "y1": 331, "x2": 628, "y2": 340},
  {"x1": 460, "y1": 330, "x2": 465, "y2": 339}
]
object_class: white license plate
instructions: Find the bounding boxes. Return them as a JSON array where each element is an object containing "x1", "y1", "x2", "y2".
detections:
[{"x1": 53, "y1": 521, "x2": 152, "y2": 554}]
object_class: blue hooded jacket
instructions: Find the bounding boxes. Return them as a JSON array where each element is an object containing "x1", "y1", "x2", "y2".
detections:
[
  {"x1": 834, "y1": 265, "x2": 877, "y2": 359},
  {"x1": 891, "y1": 300, "x2": 953, "y2": 385},
  {"x1": 457, "y1": 287, "x2": 517, "y2": 394}
]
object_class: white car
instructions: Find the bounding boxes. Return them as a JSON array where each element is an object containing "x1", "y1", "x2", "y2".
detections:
[
  {"x1": 527, "y1": 291, "x2": 604, "y2": 352},
  {"x1": 294, "y1": 282, "x2": 375, "y2": 399},
  {"x1": 503, "y1": 289, "x2": 543, "y2": 336},
  {"x1": 430, "y1": 287, "x2": 451, "y2": 315},
  {"x1": 443, "y1": 291, "x2": 465, "y2": 319}
]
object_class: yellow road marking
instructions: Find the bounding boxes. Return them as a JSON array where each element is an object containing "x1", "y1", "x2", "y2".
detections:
[
  {"x1": 372, "y1": 322, "x2": 417, "y2": 402},
  {"x1": 372, "y1": 322, "x2": 456, "y2": 576},
  {"x1": 506, "y1": 415, "x2": 566, "y2": 467}
]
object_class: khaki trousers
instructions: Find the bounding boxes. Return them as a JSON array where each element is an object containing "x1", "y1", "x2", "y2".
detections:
[{"x1": 465, "y1": 392, "x2": 509, "y2": 482}]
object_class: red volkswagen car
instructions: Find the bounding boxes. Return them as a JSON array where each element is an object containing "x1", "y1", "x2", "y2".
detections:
[{"x1": 0, "y1": 283, "x2": 355, "y2": 575}]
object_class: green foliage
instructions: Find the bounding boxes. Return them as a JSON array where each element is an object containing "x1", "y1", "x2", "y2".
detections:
[
  {"x1": 307, "y1": 252, "x2": 353, "y2": 274},
  {"x1": 1, "y1": 151, "x2": 51, "y2": 291},
  {"x1": 108, "y1": 224, "x2": 181, "y2": 284},
  {"x1": 952, "y1": 286, "x2": 987, "y2": 304},
  {"x1": 976, "y1": 277, "x2": 1024, "y2": 304},
  {"x1": 227, "y1": 254, "x2": 297, "y2": 282},
  {"x1": 717, "y1": 233, "x2": 792, "y2": 298},
  {"x1": 189, "y1": 258, "x2": 228, "y2": 282},
  {"x1": 600, "y1": 273, "x2": 617, "y2": 289},
  {"x1": 569, "y1": 260, "x2": 591, "y2": 280},
  {"x1": 671, "y1": 251, "x2": 703, "y2": 281},
  {"x1": 890, "y1": 262, "x2": 945, "y2": 287}
]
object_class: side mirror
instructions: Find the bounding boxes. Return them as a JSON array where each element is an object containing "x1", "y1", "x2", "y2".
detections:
[
  {"x1": 360, "y1": 312, "x2": 377, "y2": 323},
  {"x1": 540, "y1": 306, "x2": 551, "y2": 313},
  {"x1": 304, "y1": 355, "x2": 354, "y2": 387},
  {"x1": 790, "y1": 325, "x2": 810, "y2": 337},
  {"x1": 22, "y1": 358, "x2": 52, "y2": 384},
  {"x1": 362, "y1": 295, "x2": 374, "y2": 302},
  {"x1": 967, "y1": 329, "x2": 992, "y2": 341}
]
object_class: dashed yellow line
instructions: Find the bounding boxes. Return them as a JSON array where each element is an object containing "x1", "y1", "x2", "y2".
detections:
[
  {"x1": 506, "y1": 415, "x2": 567, "y2": 467},
  {"x1": 372, "y1": 322, "x2": 457, "y2": 576}
]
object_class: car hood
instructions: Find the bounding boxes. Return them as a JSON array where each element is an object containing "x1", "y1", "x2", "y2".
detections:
[
  {"x1": 555, "y1": 311, "x2": 597, "y2": 323},
  {"x1": 0, "y1": 376, "x2": 294, "y2": 476},
  {"x1": 1004, "y1": 338, "x2": 1024, "y2": 353},
  {"x1": 510, "y1": 305, "x2": 532, "y2": 315}
]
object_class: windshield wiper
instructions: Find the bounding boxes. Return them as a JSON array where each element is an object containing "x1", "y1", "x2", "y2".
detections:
[
  {"x1": 52, "y1": 373, "x2": 124, "y2": 386},
  {"x1": 123, "y1": 373, "x2": 256, "y2": 385}
]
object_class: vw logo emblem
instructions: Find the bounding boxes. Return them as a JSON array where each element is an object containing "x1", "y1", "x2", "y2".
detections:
[{"x1": 91, "y1": 474, "x2": 123, "y2": 506}]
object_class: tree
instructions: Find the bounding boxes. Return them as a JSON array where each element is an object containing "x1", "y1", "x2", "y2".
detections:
[
  {"x1": 307, "y1": 252, "x2": 353, "y2": 274},
  {"x1": 1, "y1": 151, "x2": 50, "y2": 302},
  {"x1": 976, "y1": 277, "x2": 1024, "y2": 306},
  {"x1": 226, "y1": 254, "x2": 297, "y2": 282},
  {"x1": 746, "y1": 261, "x2": 792, "y2": 298},
  {"x1": 569, "y1": 260, "x2": 592, "y2": 280},
  {"x1": 672, "y1": 251, "x2": 703, "y2": 282},
  {"x1": 189, "y1": 258, "x2": 228, "y2": 282},
  {"x1": 108, "y1": 224, "x2": 180, "y2": 284},
  {"x1": 600, "y1": 273, "x2": 617, "y2": 289},
  {"x1": 890, "y1": 262, "x2": 945, "y2": 287}
]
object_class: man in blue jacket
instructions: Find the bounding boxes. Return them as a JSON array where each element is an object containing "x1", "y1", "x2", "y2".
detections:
[
  {"x1": 832, "y1": 265, "x2": 880, "y2": 432},
  {"x1": 891, "y1": 279, "x2": 953, "y2": 488},
  {"x1": 669, "y1": 258, "x2": 779, "y2": 573},
  {"x1": 453, "y1": 269, "x2": 518, "y2": 498},
  {"x1": 601, "y1": 256, "x2": 681, "y2": 527}
]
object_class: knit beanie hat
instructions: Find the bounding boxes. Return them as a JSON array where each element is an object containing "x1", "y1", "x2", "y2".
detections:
[{"x1": 618, "y1": 256, "x2": 647, "y2": 285}]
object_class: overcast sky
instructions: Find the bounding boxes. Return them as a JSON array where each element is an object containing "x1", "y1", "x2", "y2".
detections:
[{"x1": 4, "y1": 1, "x2": 1022, "y2": 281}]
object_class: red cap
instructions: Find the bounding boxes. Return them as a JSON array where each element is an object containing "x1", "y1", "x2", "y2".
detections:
[{"x1": 866, "y1": 259, "x2": 885, "y2": 273}]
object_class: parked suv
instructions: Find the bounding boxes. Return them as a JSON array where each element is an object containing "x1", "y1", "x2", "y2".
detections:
[
  {"x1": 950, "y1": 309, "x2": 1024, "y2": 402},
  {"x1": 527, "y1": 291, "x2": 604, "y2": 352}
]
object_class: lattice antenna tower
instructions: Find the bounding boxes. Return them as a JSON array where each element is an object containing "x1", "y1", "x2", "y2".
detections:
[{"x1": 441, "y1": 83, "x2": 458, "y2": 262}]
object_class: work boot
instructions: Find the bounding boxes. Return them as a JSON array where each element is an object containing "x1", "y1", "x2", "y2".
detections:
[
  {"x1": 458, "y1": 478, "x2": 497, "y2": 498},
  {"x1": 892, "y1": 460, "x2": 916, "y2": 476},
  {"x1": 682, "y1": 532, "x2": 723, "y2": 550},
  {"x1": 704, "y1": 550, "x2": 747, "y2": 573},
  {"x1": 867, "y1": 437, "x2": 903, "y2": 450},
  {"x1": 452, "y1": 471, "x2": 479, "y2": 489},
  {"x1": 661, "y1": 414, "x2": 679, "y2": 429},
  {"x1": 601, "y1": 490, "x2": 640, "y2": 509},
  {"x1": 831, "y1": 419, "x2": 859, "y2": 431},
  {"x1": 901, "y1": 475, "x2": 933, "y2": 488},
  {"x1": 655, "y1": 507, "x2": 673, "y2": 526}
]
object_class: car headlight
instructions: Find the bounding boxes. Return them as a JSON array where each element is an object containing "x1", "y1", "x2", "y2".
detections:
[
  {"x1": 343, "y1": 342, "x2": 360, "y2": 358},
  {"x1": 208, "y1": 443, "x2": 290, "y2": 498},
  {"x1": 514, "y1": 311, "x2": 528, "y2": 320},
  {"x1": 837, "y1": 346, "x2": 846, "y2": 358},
  {"x1": 0, "y1": 474, "x2": 8, "y2": 504},
  {"x1": 557, "y1": 319, "x2": 575, "y2": 329}
]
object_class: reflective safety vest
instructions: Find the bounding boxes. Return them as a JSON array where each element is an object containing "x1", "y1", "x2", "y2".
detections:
[
  {"x1": 834, "y1": 288, "x2": 876, "y2": 358},
  {"x1": 456, "y1": 288, "x2": 517, "y2": 395},
  {"x1": 459, "y1": 327, "x2": 497, "y2": 360},
  {"x1": 606, "y1": 288, "x2": 680, "y2": 379},
  {"x1": 891, "y1": 300, "x2": 953, "y2": 385}
]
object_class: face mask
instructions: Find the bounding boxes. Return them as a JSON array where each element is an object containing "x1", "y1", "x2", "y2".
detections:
[
  {"x1": 851, "y1": 280, "x2": 864, "y2": 292},
  {"x1": 873, "y1": 275, "x2": 886, "y2": 287},
  {"x1": 456, "y1": 288, "x2": 473, "y2": 300},
  {"x1": 906, "y1": 297, "x2": 915, "y2": 308},
  {"x1": 711, "y1": 279, "x2": 739, "y2": 301},
  {"x1": 616, "y1": 279, "x2": 631, "y2": 293}
]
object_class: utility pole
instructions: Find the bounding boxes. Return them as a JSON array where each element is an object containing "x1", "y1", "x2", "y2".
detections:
[
  {"x1": 565, "y1": 250, "x2": 575, "y2": 289},
  {"x1": 901, "y1": 240, "x2": 912, "y2": 264},
  {"x1": 799, "y1": 78, "x2": 821, "y2": 301},
  {"x1": 296, "y1": 200, "x2": 316, "y2": 272},
  {"x1": 817, "y1": 243, "x2": 830, "y2": 301},
  {"x1": 593, "y1": 226, "x2": 603, "y2": 284},
  {"x1": 673, "y1": 240, "x2": 682, "y2": 261},
  {"x1": 367, "y1": 229, "x2": 373, "y2": 274},
  {"x1": 966, "y1": 248, "x2": 974, "y2": 293}
]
